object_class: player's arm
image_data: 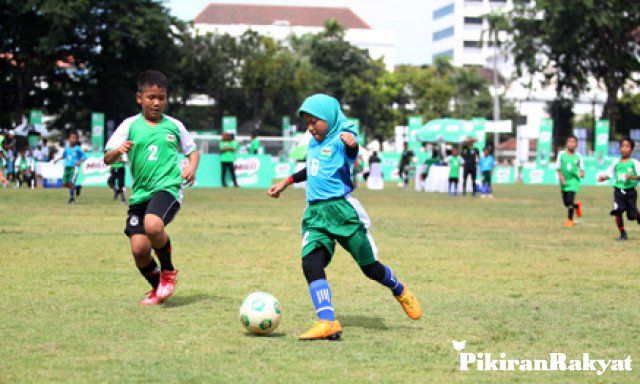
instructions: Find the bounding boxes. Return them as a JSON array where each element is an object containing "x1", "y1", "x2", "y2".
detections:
[
  {"x1": 182, "y1": 150, "x2": 200, "y2": 184},
  {"x1": 578, "y1": 154, "x2": 585, "y2": 178},
  {"x1": 268, "y1": 167, "x2": 307, "y2": 198},
  {"x1": 104, "y1": 120, "x2": 133, "y2": 165},
  {"x1": 340, "y1": 132, "x2": 358, "y2": 157},
  {"x1": 75, "y1": 149, "x2": 88, "y2": 167}
]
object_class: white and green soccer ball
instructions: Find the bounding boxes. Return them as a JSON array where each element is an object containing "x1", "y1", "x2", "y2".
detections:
[{"x1": 240, "y1": 292, "x2": 282, "y2": 335}]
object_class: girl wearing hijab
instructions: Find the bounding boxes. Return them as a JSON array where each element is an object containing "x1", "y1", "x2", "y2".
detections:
[{"x1": 268, "y1": 94, "x2": 422, "y2": 340}]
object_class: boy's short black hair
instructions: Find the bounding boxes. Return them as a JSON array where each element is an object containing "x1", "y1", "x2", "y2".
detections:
[
  {"x1": 137, "y1": 70, "x2": 168, "y2": 93},
  {"x1": 620, "y1": 138, "x2": 635, "y2": 150},
  {"x1": 68, "y1": 131, "x2": 78, "y2": 138},
  {"x1": 566, "y1": 134, "x2": 577, "y2": 142}
]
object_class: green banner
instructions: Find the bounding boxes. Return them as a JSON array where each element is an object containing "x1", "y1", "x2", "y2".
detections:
[
  {"x1": 222, "y1": 116, "x2": 237, "y2": 134},
  {"x1": 537, "y1": 118, "x2": 553, "y2": 165},
  {"x1": 471, "y1": 118, "x2": 486, "y2": 150},
  {"x1": 91, "y1": 112, "x2": 105, "y2": 152},
  {"x1": 595, "y1": 119, "x2": 609, "y2": 158},
  {"x1": 380, "y1": 152, "x2": 402, "y2": 181},
  {"x1": 492, "y1": 166, "x2": 514, "y2": 184}
]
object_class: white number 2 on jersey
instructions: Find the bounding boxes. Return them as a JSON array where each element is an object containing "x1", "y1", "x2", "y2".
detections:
[{"x1": 148, "y1": 144, "x2": 158, "y2": 161}]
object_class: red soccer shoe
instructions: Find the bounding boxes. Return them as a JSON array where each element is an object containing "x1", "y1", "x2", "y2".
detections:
[{"x1": 156, "y1": 270, "x2": 178, "y2": 300}]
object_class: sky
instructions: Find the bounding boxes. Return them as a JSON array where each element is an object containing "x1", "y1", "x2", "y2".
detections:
[{"x1": 166, "y1": 0, "x2": 432, "y2": 65}]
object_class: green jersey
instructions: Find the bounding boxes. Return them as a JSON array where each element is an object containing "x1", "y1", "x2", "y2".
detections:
[
  {"x1": 220, "y1": 140, "x2": 238, "y2": 162},
  {"x1": 607, "y1": 158, "x2": 640, "y2": 189},
  {"x1": 248, "y1": 138, "x2": 260, "y2": 155},
  {"x1": 106, "y1": 114, "x2": 197, "y2": 205},
  {"x1": 446, "y1": 155, "x2": 463, "y2": 178},
  {"x1": 555, "y1": 150, "x2": 584, "y2": 192}
]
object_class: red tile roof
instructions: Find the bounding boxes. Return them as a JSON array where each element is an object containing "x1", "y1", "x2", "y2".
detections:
[{"x1": 194, "y1": 3, "x2": 371, "y2": 29}]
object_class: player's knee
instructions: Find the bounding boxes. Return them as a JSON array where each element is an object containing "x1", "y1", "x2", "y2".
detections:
[
  {"x1": 143, "y1": 215, "x2": 165, "y2": 237},
  {"x1": 360, "y1": 261, "x2": 386, "y2": 282},
  {"x1": 131, "y1": 243, "x2": 151, "y2": 259},
  {"x1": 302, "y1": 248, "x2": 328, "y2": 284}
]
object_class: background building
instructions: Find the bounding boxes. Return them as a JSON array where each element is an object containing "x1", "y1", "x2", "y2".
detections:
[
  {"x1": 430, "y1": 0, "x2": 607, "y2": 136},
  {"x1": 194, "y1": 3, "x2": 396, "y2": 71}
]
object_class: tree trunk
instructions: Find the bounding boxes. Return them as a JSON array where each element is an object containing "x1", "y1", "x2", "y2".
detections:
[{"x1": 603, "y1": 82, "x2": 619, "y2": 136}]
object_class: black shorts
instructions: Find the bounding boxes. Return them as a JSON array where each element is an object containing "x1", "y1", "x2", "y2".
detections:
[
  {"x1": 610, "y1": 188, "x2": 638, "y2": 219},
  {"x1": 561, "y1": 191, "x2": 576, "y2": 207},
  {"x1": 449, "y1": 177, "x2": 459, "y2": 183},
  {"x1": 124, "y1": 191, "x2": 180, "y2": 237}
]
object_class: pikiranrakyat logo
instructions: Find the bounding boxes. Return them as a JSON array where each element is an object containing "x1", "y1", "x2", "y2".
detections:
[{"x1": 452, "y1": 340, "x2": 632, "y2": 376}]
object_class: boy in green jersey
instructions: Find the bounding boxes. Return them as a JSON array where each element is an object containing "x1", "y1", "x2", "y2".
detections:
[
  {"x1": 445, "y1": 147, "x2": 463, "y2": 196},
  {"x1": 598, "y1": 138, "x2": 640, "y2": 240},
  {"x1": 247, "y1": 132, "x2": 260, "y2": 155},
  {"x1": 104, "y1": 71, "x2": 200, "y2": 305},
  {"x1": 555, "y1": 135, "x2": 584, "y2": 227}
]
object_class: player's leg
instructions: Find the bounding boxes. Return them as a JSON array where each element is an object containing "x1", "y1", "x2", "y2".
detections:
[
  {"x1": 562, "y1": 191, "x2": 575, "y2": 226},
  {"x1": 340, "y1": 196, "x2": 422, "y2": 320},
  {"x1": 462, "y1": 170, "x2": 469, "y2": 195},
  {"x1": 453, "y1": 178, "x2": 459, "y2": 196},
  {"x1": 339, "y1": 229, "x2": 422, "y2": 320},
  {"x1": 230, "y1": 163, "x2": 239, "y2": 187},
  {"x1": 221, "y1": 162, "x2": 228, "y2": 187},
  {"x1": 299, "y1": 237, "x2": 342, "y2": 341},
  {"x1": 116, "y1": 168, "x2": 126, "y2": 202},
  {"x1": 125, "y1": 203, "x2": 163, "y2": 304},
  {"x1": 470, "y1": 169, "x2": 477, "y2": 195},
  {"x1": 143, "y1": 191, "x2": 181, "y2": 300},
  {"x1": 609, "y1": 189, "x2": 626, "y2": 239},
  {"x1": 62, "y1": 167, "x2": 75, "y2": 203}
]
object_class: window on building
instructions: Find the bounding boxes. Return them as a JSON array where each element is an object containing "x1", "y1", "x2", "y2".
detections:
[
  {"x1": 464, "y1": 17, "x2": 483, "y2": 25},
  {"x1": 433, "y1": 3, "x2": 455, "y2": 19},
  {"x1": 433, "y1": 27, "x2": 455, "y2": 41},
  {"x1": 490, "y1": 0, "x2": 507, "y2": 2},
  {"x1": 463, "y1": 40, "x2": 481, "y2": 48}
]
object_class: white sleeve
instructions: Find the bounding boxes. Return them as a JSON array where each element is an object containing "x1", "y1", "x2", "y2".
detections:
[
  {"x1": 167, "y1": 116, "x2": 197, "y2": 155},
  {"x1": 105, "y1": 117, "x2": 134, "y2": 150},
  {"x1": 555, "y1": 151, "x2": 564, "y2": 169},
  {"x1": 460, "y1": 157, "x2": 465, "y2": 165},
  {"x1": 578, "y1": 154, "x2": 585, "y2": 170}
]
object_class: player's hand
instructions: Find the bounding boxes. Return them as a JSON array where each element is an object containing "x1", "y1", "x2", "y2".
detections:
[
  {"x1": 182, "y1": 166, "x2": 196, "y2": 184},
  {"x1": 559, "y1": 176, "x2": 565, "y2": 185},
  {"x1": 598, "y1": 175, "x2": 607, "y2": 182},
  {"x1": 118, "y1": 141, "x2": 134, "y2": 154},
  {"x1": 579, "y1": 170, "x2": 585, "y2": 178},
  {"x1": 267, "y1": 180, "x2": 288, "y2": 198},
  {"x1": 340, "y1": 132, "x2": 357, "y2": 148}
]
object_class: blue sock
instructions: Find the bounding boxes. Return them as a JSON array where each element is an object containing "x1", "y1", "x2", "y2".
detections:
[
  {"x1": 69, "y1": 186, "x2": 75, "y2": 199},
  {"x1": 381, "y1": 265, "x2": 404, "y2": 296},
  {"x1": 308, "y1": 279, "x2": 335, "y2": 321}
]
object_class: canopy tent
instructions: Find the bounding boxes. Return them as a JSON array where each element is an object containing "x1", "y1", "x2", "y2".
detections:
[
  {"x1": 413, "y1": 118, "x2": 476, "y2": 143},
  {"x1": 13, "y1": 116, "x2": 51, "y2": 138}
]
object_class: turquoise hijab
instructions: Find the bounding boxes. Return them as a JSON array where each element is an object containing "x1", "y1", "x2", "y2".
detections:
[{"x1": 298, "y1": 94, "x2": 356, "y2": 142}]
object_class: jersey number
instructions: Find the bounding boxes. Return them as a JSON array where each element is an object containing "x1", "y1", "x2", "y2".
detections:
[
  {"x1": 310, "y1": 158, "x2": 320, "y2": 176},
  {"x1": 148, "y1": 145, "x2": 158, "y2": 161}
]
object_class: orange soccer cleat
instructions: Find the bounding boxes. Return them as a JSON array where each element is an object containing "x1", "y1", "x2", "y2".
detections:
[
  {"x1": 299, "y1": 320, "x2": 343, "y2": 341},
  {"x1": 575, "y1": 201, "x2": 583, "y2": 217},
  {"x1": 395, "y1": 288, "x2": 423, "y2": 320},
  {"x1": 563, "y1": 219, "x2": 574, "y2": 228}
]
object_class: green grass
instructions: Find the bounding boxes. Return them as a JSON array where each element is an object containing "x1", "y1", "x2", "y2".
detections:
[{"x1": 1, "y1": 184, "x2": 639, "y2": 383}]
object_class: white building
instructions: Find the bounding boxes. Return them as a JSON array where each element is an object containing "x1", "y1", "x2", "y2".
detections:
[
  {"x1": 194, "y1": 3, "x2": 396, "y2": 71},
  {"x1": 430, "y1": 0, "x2": 607, "y2": 136}
]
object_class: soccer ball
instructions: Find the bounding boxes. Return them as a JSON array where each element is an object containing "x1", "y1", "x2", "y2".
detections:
[{"x1": 240, "y1": 292, "x2": 282, "y2": 335}]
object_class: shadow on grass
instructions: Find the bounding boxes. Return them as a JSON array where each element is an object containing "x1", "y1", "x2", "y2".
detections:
[
  {"x1": 243, "y1": 332, "x2": 287, "y2": 338},
  {"x1": 162, "y1": 293, "x2": 227, "y2": 308},
  {"x1": 340, "y1": 314, "x2": 389, "y2": 330}
]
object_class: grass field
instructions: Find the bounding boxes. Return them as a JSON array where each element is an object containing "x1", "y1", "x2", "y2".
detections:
[{"x1": 1, "y1": 184, "x2": 639, "y2": 383}]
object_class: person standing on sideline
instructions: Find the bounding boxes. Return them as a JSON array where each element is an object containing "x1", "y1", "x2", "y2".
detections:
[
  {"x1": 398, "y1": 142, "x2": 414, "y2": 189},
  {"x1": 461, "y1": 145, "x2": 479, "y2": 196},
  {"x1": 479, "y1": 147, "x2": 496, "y2": 197},
  {"x1": 247, "y1": 132, "x2": 260, "y2": 155},
  {"x1": 220, "y1": 132, "x2": 239, "y2": 187},
  {"x1": 445, "y1": 147, "x2": 464, "y2": 196}
]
